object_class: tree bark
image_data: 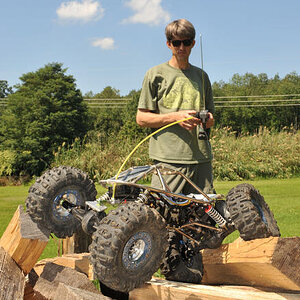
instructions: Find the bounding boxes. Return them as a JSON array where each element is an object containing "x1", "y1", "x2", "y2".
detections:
[{"x1": 0, "y1": 246, "x2": 25, "y2": 300}]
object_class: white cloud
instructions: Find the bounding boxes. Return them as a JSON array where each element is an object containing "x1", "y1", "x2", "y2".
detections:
[
  {"x1": 91, "y1": 38, "x2": 115, "y2": 50},
  {"x1": 123, "y1": 0, "x2": 170, "y2": 26},
  {"x1": 57, "y1": 0, "x2": 104, "y2": 22}
]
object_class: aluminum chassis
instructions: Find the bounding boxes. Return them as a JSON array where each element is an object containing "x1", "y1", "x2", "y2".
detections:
[{"x1": 97, "y1": 163, "x2": 229, "y2": 246}]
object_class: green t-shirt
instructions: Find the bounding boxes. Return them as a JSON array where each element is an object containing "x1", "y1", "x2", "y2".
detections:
[{"x1": 138, "y1": 62, "x2": 215, "y2": 164}]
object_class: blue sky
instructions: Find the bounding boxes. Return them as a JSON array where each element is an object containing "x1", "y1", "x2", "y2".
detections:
[{"x1": 1, "y1": 0, "x2": 299, "y2": 96}]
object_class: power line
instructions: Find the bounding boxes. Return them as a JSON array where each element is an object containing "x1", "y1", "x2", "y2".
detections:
[
  {"x1": 84, "y1": 98, "x2": 131, "y2": 101},
  {"x1": 215, "y1": 103, "x2": 300, "y2": 108},
  {"x1": 1, "y1": 96, "x2": 300, "y2": 108},
  {"x1": 214, "y1": 95, "x2": 300, "y2": 108},
  {"x1": 0, "y1": 98, "x2": 132, "y2": 109},
  {"x1": 215, "y1": 99, "x2": 300, "y2": 104},
  {"x1": 214, "y1": 94, "x2": 300, "y2": 99}
]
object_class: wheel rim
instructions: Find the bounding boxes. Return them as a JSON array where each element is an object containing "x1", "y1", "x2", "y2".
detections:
[
  {"x1": 122, "y1": 231, "x2": 152, "y2": 271},
  {"x1": 52, "y1": 189, "x2": 80, "y2": 221}
]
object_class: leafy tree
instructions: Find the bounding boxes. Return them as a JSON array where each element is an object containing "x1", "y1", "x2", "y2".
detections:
[
  {"x1": 0, "y1": 63, "x2": 89, "y2": 175},
  {"x1": 87, "y1": 87, "x2": 149, "y2": 142},
  {"x1": 0, "y1": 81, "x2": 13, "y2": 116},
  {"x1": 94, "y1": 86, "x2": 120, "y2": 98},
  {"x1": 84, "y1": 90, "x2": 95, "y2": 98},
  {"x1": 119, "y1": 90, "x2": 151, "y2": 139},
  {"x1": 0, "y1": 80, "x2": 13, "y2": 98},
  {"x1": 88, "y1": 86, "x2": 123, "y2": 138}
]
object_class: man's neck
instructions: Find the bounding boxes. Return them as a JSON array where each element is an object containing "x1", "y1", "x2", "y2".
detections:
[{"x1": 168, "y1": 56, "x2": 190, "y2": 70}]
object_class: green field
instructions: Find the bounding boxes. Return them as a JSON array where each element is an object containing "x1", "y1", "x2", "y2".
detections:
[{"x1": 0, "y1": 178, "x2": 299, "y2": 259}]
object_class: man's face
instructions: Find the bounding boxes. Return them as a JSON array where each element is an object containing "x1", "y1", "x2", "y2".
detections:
[{"x1": 167, "y1": 36, "x2": 195, "y2": 60}]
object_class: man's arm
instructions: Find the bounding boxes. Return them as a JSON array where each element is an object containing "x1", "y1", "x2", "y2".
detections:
[{"x1": 136, "y1": 109, "x2": 201, "y2": 131}]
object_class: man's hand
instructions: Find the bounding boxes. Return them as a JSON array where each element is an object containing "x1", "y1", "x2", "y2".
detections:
[
  {"x1": 205, "y1": 112, "x2": 214, "y2": 129},
  {"x1": 175, "y1": 110, "x2": 200, "y2": 130}
]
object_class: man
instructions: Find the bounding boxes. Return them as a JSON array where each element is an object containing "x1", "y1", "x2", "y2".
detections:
[{"x1": 136, "y1": 19, "x2": 215, "y2": 194}]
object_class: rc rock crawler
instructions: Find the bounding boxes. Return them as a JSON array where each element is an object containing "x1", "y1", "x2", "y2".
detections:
[{"x1": 25, "y1": 164, "x2": 280, "y2": 293}]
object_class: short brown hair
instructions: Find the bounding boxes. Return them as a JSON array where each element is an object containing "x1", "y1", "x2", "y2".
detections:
[{"x1": 165, "y1": 19, "x2": 196, "y2": 41}]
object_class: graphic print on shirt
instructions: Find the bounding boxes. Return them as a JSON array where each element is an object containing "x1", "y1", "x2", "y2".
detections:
[{"x1": 162, "y1": 76, "x2": 202, "y2": 111}]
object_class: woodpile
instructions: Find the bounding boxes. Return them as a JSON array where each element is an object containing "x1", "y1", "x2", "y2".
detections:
[
  {"x1": 0, "y1": 205, "x2": 299, "y2": 300},
  {"x1": 0, "y1": 206, "x2": 113, "y2": 300},
  {"x1": 201, "y1": 236, "x2": 300, "y2": 291},
  {"x1": 24, "y1": 261, "x2": 110, "y2": 300}
]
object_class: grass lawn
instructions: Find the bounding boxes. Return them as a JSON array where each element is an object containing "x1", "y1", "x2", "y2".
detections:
[{"x1": 0, "y1": 177, "x2": 299, "y2": 259}]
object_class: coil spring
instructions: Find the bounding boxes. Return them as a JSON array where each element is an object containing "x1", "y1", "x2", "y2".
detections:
[
  {"x1": 97, "y1": 192, "x2": 110, "y2": 202},
  {"x1": 205, "y1": 205, "x2": 227, "y2": 228}
]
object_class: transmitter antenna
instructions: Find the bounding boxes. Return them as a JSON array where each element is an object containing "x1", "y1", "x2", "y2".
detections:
[
  {"x1": 196, "y1": 34, "x2": 209, "y2": 140},
  {"x1": 200, "y1": 34, "x2": 205, "y2": 110}
]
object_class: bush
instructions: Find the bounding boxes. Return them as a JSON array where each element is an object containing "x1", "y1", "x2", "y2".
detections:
[
  {"x1": 0, "y1": 150, "x2": 16, "y2": 176},
  {"x1": 51, "y1": 127, "x2": 300, "y2": 181},
  {"x1": 211, "y1": 127, "x2": 300, "y2": 180},
  {"x1": 52, "y1": 133, "x2": 151, "y2": 180}
]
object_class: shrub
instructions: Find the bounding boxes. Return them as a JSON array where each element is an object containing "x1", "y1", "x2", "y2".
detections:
[
  {"x1": 0, "y1": 150, "x2": 16, "y2": 176},
  {"x1": 51, "y1": 127, "x2": 300, "y2": 181},
  {"x1": 211, "y1": 127, "x2": 300, "y2": 180}
]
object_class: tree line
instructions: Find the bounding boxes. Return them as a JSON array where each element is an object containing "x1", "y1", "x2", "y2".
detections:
[
  {"x1": 212, "y1": 72, "x2": 300, "y2": 133},
  {"x1": 0, "y1": 62, "x2": 299, "y2": 177}
]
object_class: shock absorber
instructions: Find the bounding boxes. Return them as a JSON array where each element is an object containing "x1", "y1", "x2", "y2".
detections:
[
  {"x1": 97, "y1": 191, "x2": 110, "y2": 202},
  {"x1": 137, "y1": 190, "x2": 152, "y2": 203},
  {"x1": 205, "y1": 205, "x2": 227, "y2": 228}
]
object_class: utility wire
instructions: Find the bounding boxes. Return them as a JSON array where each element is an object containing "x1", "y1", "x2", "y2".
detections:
[
  {"x1": 215, "y1": 99, "x2": 300, "y2": 103},
  {"x1": 214, "y1": 94, "x2": 300, "y2": 99},
  {"x1": 215, "y1": 103, "x2": 300, "y2": 108}
]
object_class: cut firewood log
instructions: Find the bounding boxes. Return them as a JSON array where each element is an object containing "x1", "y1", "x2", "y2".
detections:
[
  {"x1": 0, "y1": 205, "x2": 50, "y2": 274},
  {"x1": 34, "y1": 252, "x2": 93, "y2": 280},
  {"x1": 32, "y1": 277, "x2": 58, "y2": 300},
  {"x1": 201, "y1": 236, "x2": 300, "y2": 291},
  {"x1": 32, "y1": 279, "x2": 111, "y2": 300},
  {"x1": 53, "y1": 283, "x2": 111, "y2": 300},
  {"x1": 33, "y1": 255, "x2": 129, "y2": 299},
  {"x1": 39, "y1": 262, "x2": 99, "y2": 293},
  {"x1": 29, "y1": 262, "x2": 104, "y2": 299},
  {"x1": 62, "y1": 227, "x2": 92, "y2": 254},
  {"x1": 0, "y1": 246, "x2": 25, "y2": 300},
  {"x1": 130, "y1": 278, "x2": 300, "y2": 300}
]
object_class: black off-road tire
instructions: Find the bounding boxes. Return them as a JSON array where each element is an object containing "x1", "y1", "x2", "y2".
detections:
[
  {"x1": 226, "y1": 183, "x2": 280, "y2": 241},
  {"x1": 160, "y1": 231, "x2": 203, "y2": 283},
  {"x1": 26, "y1": 166, "x2": 97, "y2": 238},
  {"x1": 89, "y1": 202, "x2": 168, "y2": 293}
]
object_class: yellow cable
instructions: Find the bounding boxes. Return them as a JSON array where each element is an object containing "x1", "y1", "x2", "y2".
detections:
[{"x1": 112, "y1": 116, "x2": 194, "y2": 199}]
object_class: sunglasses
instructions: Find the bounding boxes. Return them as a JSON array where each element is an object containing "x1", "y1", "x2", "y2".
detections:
[{"x1": 170, "y1": 39, "x2": 193, "y2": 47}]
